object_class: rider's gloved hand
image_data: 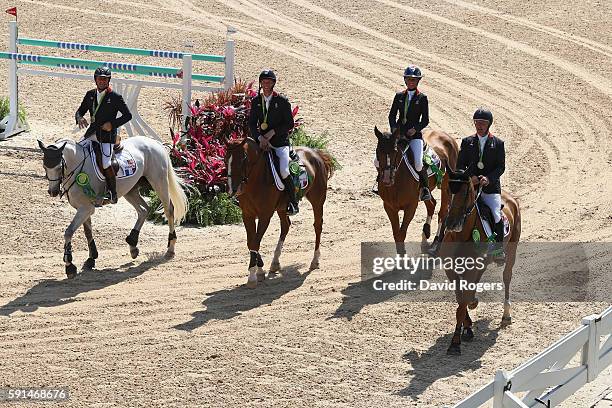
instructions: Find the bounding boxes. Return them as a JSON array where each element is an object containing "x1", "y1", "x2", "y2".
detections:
[
  {"x1": 77, "y1": 115, "x2": 89, "y2": 129},
  {"x1": 478, "y1": 175, "x2": 489, "y2": 186}
]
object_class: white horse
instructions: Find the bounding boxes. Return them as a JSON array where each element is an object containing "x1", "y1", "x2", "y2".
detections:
[{"x1": 37, "y1": 136, "x2": 188, "y2": 278}]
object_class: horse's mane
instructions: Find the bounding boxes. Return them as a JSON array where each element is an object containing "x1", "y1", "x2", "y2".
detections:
[{"x1": 52, "y1": 138, "x2": 75, "y2": 148}]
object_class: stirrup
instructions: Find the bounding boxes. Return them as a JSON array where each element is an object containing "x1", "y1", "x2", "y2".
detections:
[
  {"x1": 419, "y1": 187, "x2": 432, "y2": 201},
  {"x1": 105, "y1": 191, "x2": 118, "y2": 205},
  {"x1": 287, "y1": 202, "x2": 299, "y2": 216},
  {"x1": 488, "y1": 245, "x2": 505, "y2": 263}
]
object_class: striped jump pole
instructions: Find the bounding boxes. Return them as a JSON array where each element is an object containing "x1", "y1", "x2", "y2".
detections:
[{"x1": 0, "y1": 21, "x2": 237, "y2": 141}]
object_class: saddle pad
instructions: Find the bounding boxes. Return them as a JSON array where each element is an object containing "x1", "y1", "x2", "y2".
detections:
[
  {"x1": 401, "y1": 144, "x2": 442, "y2": 182},
  {"x1": 266, "y1": 151, "x2": 309, "y2": 192},
  {"x1": 266, "y1": 151, "x2": 285, "y2": 191},
  {"x1": 85, "y1": 140, "x2": 138, "y2": 181},
  {"x1": 476, "y1": 202, "x2": 510, "y2": 240}
]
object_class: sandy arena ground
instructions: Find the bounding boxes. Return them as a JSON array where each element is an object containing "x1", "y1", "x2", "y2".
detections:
[{"x1": 0, "y1": 0, "x2": 611, "y2": 406}]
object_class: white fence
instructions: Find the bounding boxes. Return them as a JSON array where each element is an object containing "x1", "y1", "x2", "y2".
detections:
[
  {"x1": 0, "y1": 21, "x2": 236, "y2": 141},
  {"x1": 452, "y1": 305, "x2": 612, "y2": 408}
]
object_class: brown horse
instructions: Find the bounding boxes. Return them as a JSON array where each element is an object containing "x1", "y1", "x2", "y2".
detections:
[
  {"x1": 225, "y1": 137, "x2": 334, "y2": 288},
  {"x1": 440, "y1": 168, "x2": 521, "y2": 355},
  {"x1": 374, "y1": 126, "x2": 458, "y2": 254}
]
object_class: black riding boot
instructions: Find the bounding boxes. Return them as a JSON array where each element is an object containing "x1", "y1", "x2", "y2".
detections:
[
  {"x1": 282, "y1": 176, "x2": 299, "y2": 216},
  {"x1": 492, "y1": 220, "x2": 506, "y2": 263},
  {"x1": 418, "y1": 167, "x2": 432, "y2": 201},
  {"x1": 104, "y1": 167, "x2": 118, "y2": 204}
]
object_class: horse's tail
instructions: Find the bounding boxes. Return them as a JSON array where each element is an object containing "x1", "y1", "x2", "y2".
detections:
[
  {"x1": 166, "y1": 159, "x2": 188, "y2": 224},
  {"x1": 316, "y1": 149, "x2": 335, "y2": 180}
]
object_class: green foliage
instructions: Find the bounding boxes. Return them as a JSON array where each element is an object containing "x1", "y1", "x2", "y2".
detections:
[
  {"x1": 0, "y1": 96, "x2": 27, "y2": 124},
  {"x1": 290, "y1": 125, "x2": 342, "y2": 171},
  {"x1": 146, "y1": 187, "x2": 242, "y2": 227}
]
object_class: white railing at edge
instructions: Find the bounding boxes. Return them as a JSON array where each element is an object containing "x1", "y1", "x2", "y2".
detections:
[
  {"x1": 451, "y1": 305, "x2": 612, "y2": 408},
  {"x1": 0, "y1": 22, "x2": 237, "y2": 141}
]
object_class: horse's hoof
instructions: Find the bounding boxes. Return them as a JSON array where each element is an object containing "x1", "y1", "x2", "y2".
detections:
[
  {"x1": 83, "y1": 258, "x2": 95, "y2": 270},
  {"x1": 164, "y1": 250, "x2": 175, "y2": 260},
  {"x1": 423, "y1": 224, "x2": 431, "y2": 239},
  {"x1": 461, "y1": 327, "x2": 474, "y2": 342},
  {"x1": 468, "y1": 298, "x2": 479, "y2": 310},
  {"x1": 256, "y1": 272, "x2": 266, "y2": 282},
  {"x1": 130, "y1": 246, "x2": 139, "y2": 259},
  {"x1": 269, "y1": 262, "x2": 280, "y2": 273},
  {"x1": 309, "y1": 261, "x2": 320, "y2": 271},
  {"x1": 65, "y1": 263, "x2": 78, "y2": 279},
  {"x1": 447, "y1": 344, "x2": 461, "y2": 355},
  {"x1": 501, "y1": 316, "x2": 512, "y2": 326},
  {"x1": 246, "y1": 279, "x2": 257, "y2": 289}
]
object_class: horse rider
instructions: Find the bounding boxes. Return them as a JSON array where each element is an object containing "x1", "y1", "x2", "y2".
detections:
[
  {"x1": 383, "y1": 64, "x2": 431, "y2": 201},
  {"x1": 456, "y1": 107, "x2": 506, "y2": 261},
  {"x1": 75, "y1": 66, "x2": 132, "y2": 205},
  {"x1": 248, "y1": 69, "x2": 299, "y2": 216}
]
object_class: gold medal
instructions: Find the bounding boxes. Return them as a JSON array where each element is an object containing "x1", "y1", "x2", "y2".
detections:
[
  {"x1": 261, "y1": 122, "x2": 268, "y2": 130},
  {"x1": 477, "y1": 161, "x2": 484, "y2": 169}
]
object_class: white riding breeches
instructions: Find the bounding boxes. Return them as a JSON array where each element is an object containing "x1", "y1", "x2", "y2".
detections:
[
  {"x1": 481, "y1": 192, "x2": 502, "y2": 223},
  {"x1": 101, "y1": 142, "x2": 113, "y2": 169},
  {"x1": 409, "y1": 139, "x2": 423, "y2": 171},
  {"x1": 273, "y1": 145, "x2": 291, "y2": 179}
]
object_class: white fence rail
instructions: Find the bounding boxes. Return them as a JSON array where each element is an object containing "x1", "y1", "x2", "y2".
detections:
[
  {"x1": 453, "y1": 306, "x2": 612, "y2": 408},
  {"x1": 0, "y1": 22, "x2": 236, "y2": 141}
]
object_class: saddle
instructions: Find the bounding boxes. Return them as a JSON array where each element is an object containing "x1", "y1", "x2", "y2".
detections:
[
  {"x1": 475, "y1": 196, "x2": 509, "y2": 240},
  {"x1": 91, "y1": 139, "x2": 122, "y2": 176},
  {"x1": 399, "y1": 142, "x2": 444, "y2": 186},
  {"x1": 266, "y1": 149, "x2": 309, "y2": 197}
]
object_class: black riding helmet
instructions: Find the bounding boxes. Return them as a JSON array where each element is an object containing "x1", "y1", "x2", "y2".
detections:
[
  {"x1": 94, "y1": 66, "x2": 112, "y2": 79},
  {"x1": 473, "y1": 107, "x2": 493, "y2": 125},
  {"x1": 259, "y1": 69, "x2": 276, "y2": 83},
  {"x1": 403, "y1": 65, "x2": 422, "y2": 78}
]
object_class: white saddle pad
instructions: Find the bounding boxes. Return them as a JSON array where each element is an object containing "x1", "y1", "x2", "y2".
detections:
[
  {"x1": 476, "y1": 203, "x2": 511, "y2": 240},
  {"x1": 267, "y1": 152, "x2": 285, "y2": 191},
  {"x1": 84, "y1": 140, "x2": 139, "y2": 181},
  {"x1": 401, "y1": 144, "x2": 442, "y2": 181}
]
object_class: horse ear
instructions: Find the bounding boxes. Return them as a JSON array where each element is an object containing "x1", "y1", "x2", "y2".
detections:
[
  {"x1": 37, "y1": 139, "x2": 46, "y2": 151},
  {"x1": 374, "y1": 126, "x2": 383, "y2": 139},
  {"x1": 58, "y1": 141, "x2": 67, "y2": 151}
]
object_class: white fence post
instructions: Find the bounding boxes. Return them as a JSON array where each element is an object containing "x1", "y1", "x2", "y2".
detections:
[
  {"x1": 181, "y1": 54, "x2": 193, "y2": 132},
  {"x1": 493, "y1": 370, "x2": 509, "y2": 408},
  {"x1": 3, "y1": 21, "x2": 19, "y2": 139},
  {"x1": 224, "y1": 27, "x2": 237, "y2": 90},
  {"x1": 581, "y1": 314, "x2": 599, "y2": 382}
]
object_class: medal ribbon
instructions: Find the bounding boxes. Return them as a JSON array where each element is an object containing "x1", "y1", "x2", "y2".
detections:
[
  {"x1": 261, "y1": 94, "x2": 269, "y2": 126},
  {"x1": 92, "y1": 90, "x2": 106, "y2": 122},
  {"x1": 478, "y1": 136, "x2": 486, "y2": 167},
  {"x1": 402, "y1": 89, "x2": 416, "y2": 125}
]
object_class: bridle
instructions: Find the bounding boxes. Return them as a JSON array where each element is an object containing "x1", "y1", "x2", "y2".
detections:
[
  {"x1": 377, "y1": 133, "x2": 404, "y2": 186},
  {"x1": 44, "y1": 141, "x2": 90, "y2": 199},
  {"x1": 449, "y1": 174, "x2": 483, "y2": 226},
  {"x1": 226, "y1": 138, "x2": 259, "y2": 197}
]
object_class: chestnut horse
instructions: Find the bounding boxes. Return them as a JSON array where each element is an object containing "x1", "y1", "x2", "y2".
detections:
[
  {"x1": 440, "y1": 168, "x2": 521, "y2": 355},
  {"x1": 225, "y1": 137, "x2": 334, "y2": 288},
  {"x1": 374, "y1": 126, "x2": 458, "y2": 254}
]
